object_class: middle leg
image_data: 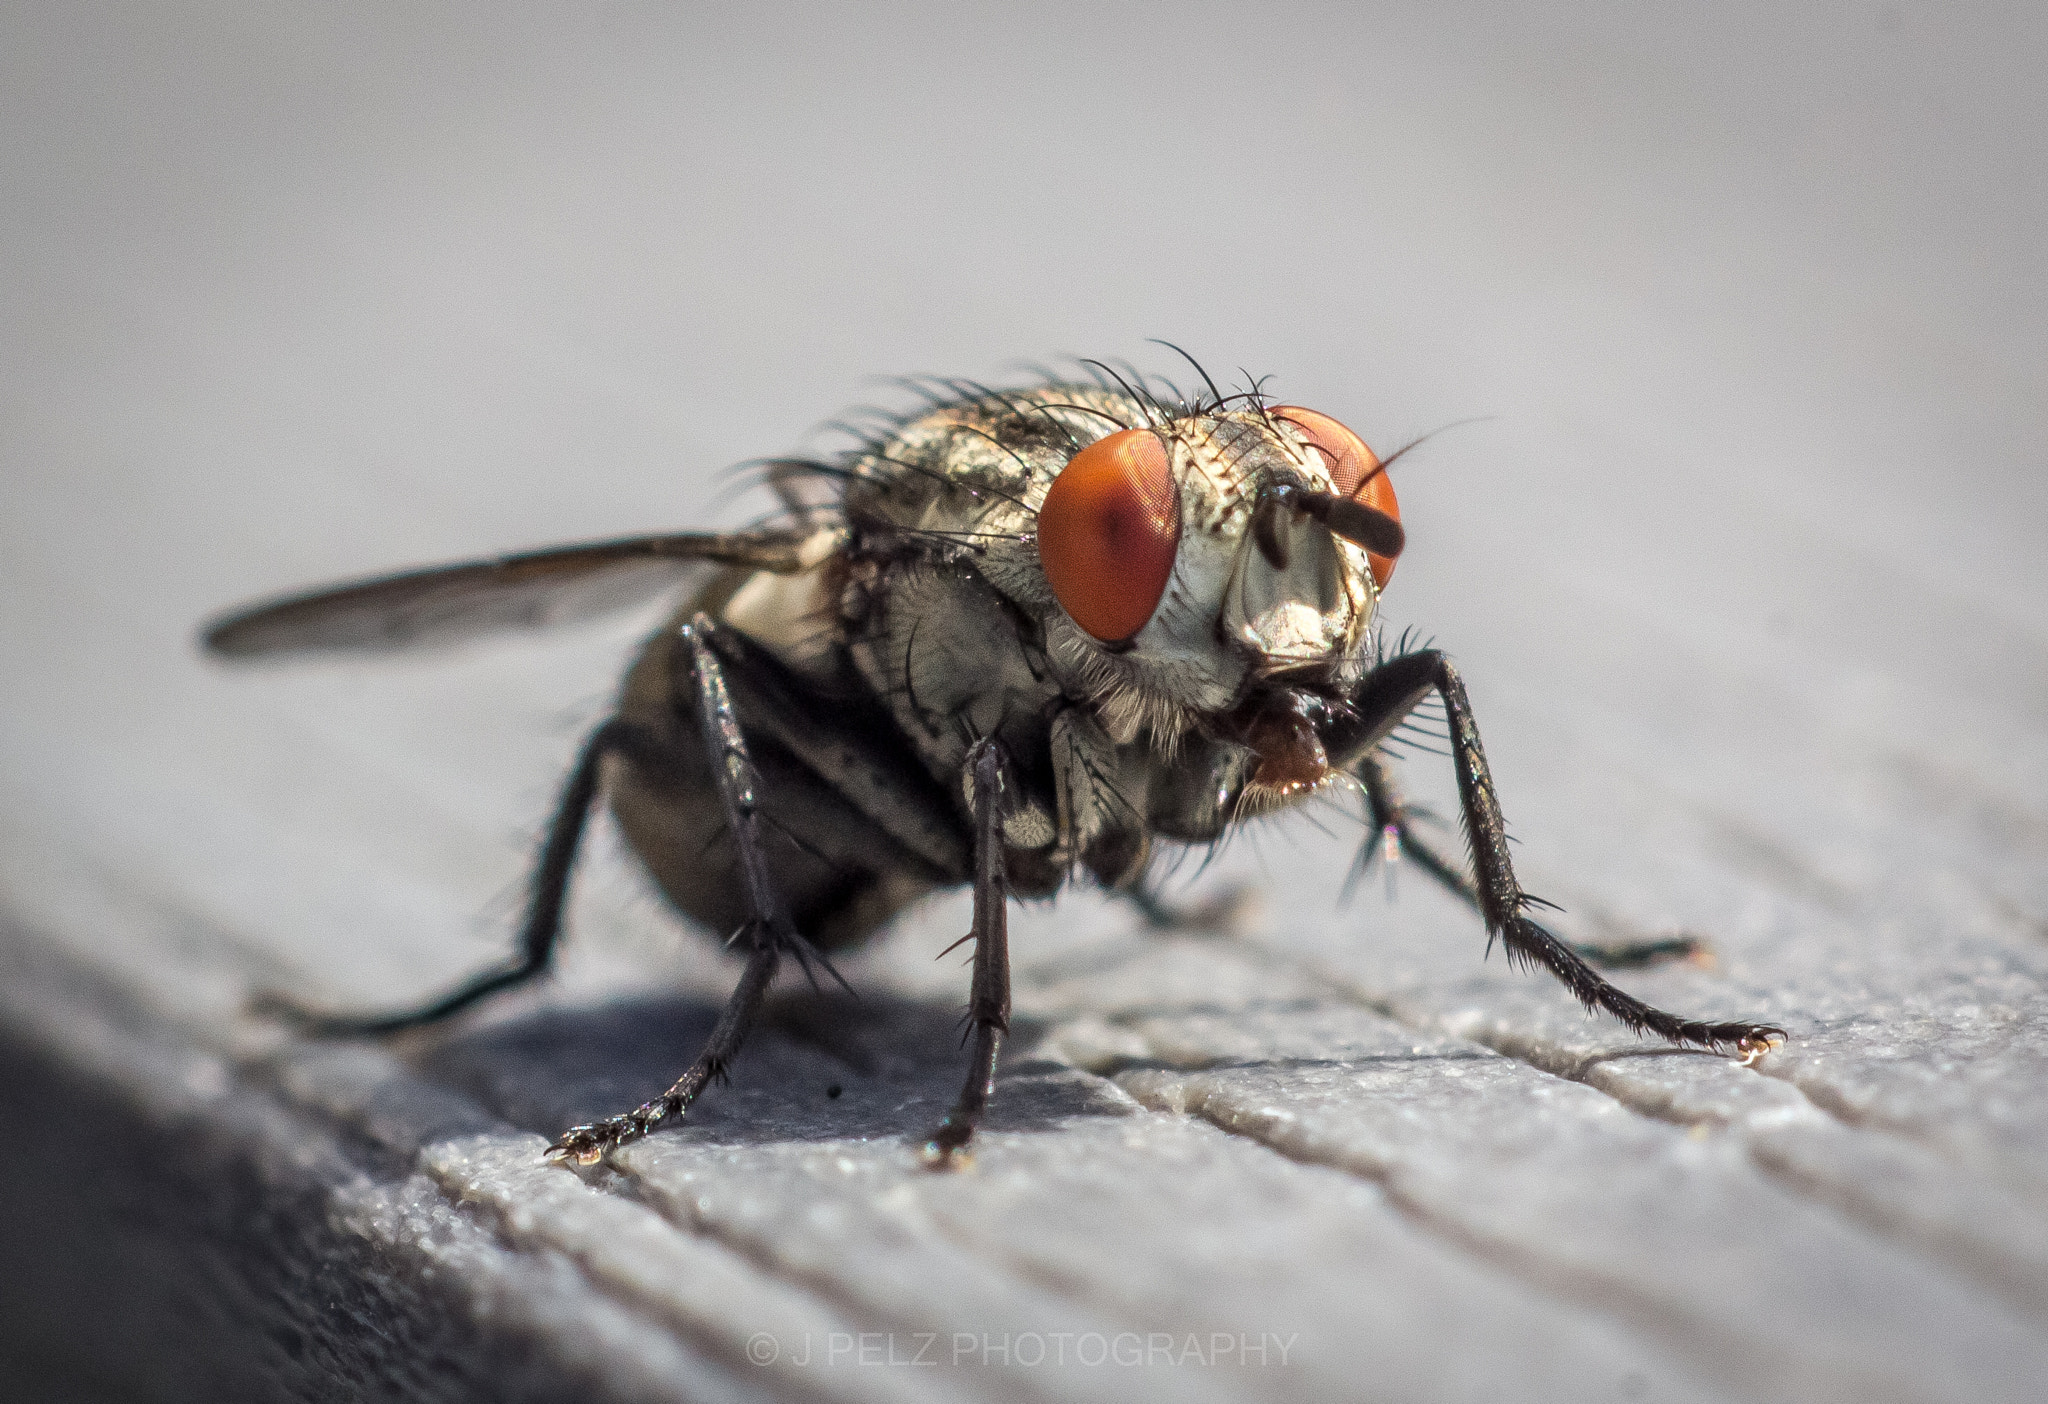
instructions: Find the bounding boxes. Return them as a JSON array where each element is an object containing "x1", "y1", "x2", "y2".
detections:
[{"x1": 547, "y1": 612, "x2": 813, "y2": 1165}]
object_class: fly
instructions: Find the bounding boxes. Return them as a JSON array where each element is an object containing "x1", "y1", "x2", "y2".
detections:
[{"x1": 204, "y1": 354, "x2": 1785, "y2": 1168}]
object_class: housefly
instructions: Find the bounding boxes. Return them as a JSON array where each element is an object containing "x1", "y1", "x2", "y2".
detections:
[{"x1": 204, "y1": 357, "x2": 1785, "y2": 1168}]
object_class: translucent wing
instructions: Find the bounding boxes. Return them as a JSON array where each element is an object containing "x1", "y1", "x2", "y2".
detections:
[{"x1": 203, "y1": 525, "x2": 842, "y2": 658}]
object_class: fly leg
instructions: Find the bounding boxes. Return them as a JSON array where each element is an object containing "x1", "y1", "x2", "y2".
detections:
[
  {"x1": 1351, "y1": 752, "x2": 1471, "y2": 904},
  {"x1": 254, "y1": 714, "x2": 659, "y2": 1034},
  {"x1": 548, "y1": 613, "x2": 831, "y2": 1165},
  {"x1": 1329, "y1": 651, "x2": 1785, "y2": 1054},
  {"x1": 1353, "y1": 754, "x2": 1708, "y2": 971},
  {"x1": 922, "y1": 738, "x2": 1013, "y2": 1169},
  {"x1": 1115, "y1": 879, "x2": 1260, "y2": 936}
]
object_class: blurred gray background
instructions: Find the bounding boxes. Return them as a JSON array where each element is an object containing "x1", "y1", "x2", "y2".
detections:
[
  {"x1": 3, "y1": 5, "x2": 2046, "y2": 1402},
  {"x1": 4, "y1": 1, "x2": 2042, "y2": 971}
]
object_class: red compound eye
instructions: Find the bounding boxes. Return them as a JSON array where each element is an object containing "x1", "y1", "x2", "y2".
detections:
[
  {"x1": 1273, "y1": 406, "x2": 1401, "y2": 588},
  {"x1": 1036, "y1": 427, "x2": 1181, "y2": 644}
]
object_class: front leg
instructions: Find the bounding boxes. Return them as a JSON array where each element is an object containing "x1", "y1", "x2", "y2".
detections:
[
  {"x1": 548, "y1": 613, "x2": 823, "y2": 1165},
  {"x1": 1353, "y1": 754, "x2": 1708, "y2": 970},
  {"x1": 922, "y1": 738, "x2": 1013, "y2": 1169},
  {"x1": 1329, "y1": 650, "x2": 1784, "y2": 1055}
]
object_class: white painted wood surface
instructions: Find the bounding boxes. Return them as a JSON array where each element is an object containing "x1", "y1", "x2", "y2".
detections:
[{"x1": 3, "y1": 6, "x2": 2044, "y2": 1401}]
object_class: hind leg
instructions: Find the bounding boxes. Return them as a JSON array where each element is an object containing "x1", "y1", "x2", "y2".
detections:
[{"x1": 254, "y1": 714, "x2": 667, "y2": 1034}]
